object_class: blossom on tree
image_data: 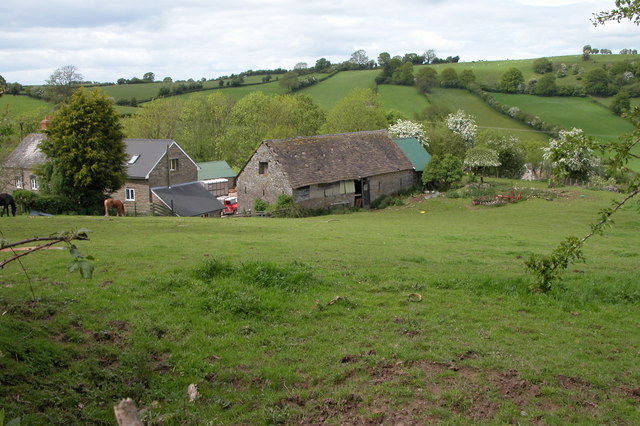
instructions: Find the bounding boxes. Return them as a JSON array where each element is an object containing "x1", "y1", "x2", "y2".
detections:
[
  {"x1": 388, "y1": 119, "x2": 429, "y2": 147},
  {"x1": 542, "y1": 128, "x2": 600, "y2": 182},
  {"x1": 445, "y1": 110, "x2": 477, "y2": 147}
]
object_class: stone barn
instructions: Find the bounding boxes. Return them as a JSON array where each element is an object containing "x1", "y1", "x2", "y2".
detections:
[{"x1": 236, "y1": 130, "x2": 416, "y2": 211}]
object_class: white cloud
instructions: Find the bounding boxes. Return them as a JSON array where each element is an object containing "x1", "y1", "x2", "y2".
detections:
[{"x1": 1, "y1": 0, "x2": 639, "y2": 84}]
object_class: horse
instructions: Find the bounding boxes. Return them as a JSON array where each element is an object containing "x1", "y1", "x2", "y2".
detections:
[
  {"x1": 104, "y1": 198, "x2": 126, "y2": 217},
  {"x1": 0, "y1": 193, "x2": 17, "y2": 217}
]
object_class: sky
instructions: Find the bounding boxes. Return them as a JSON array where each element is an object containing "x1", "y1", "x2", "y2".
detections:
[{"x1": 1, "y1": 0, "x2": 638, "y2": 85}]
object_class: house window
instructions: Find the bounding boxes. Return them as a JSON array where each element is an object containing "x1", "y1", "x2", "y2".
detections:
[
  {"x1": 15, "y1": 177, "x2": 23, "y2": 189},
  {"x1": 259, "y1": 161, "x2": 268, "y2": 175},
  {"x1": 30, "y1": 175, "x2": 38, "y2": 190},
  {"x1": 170, "y1": 158, "x2": 179, "y2": 171},
  {"x1": 128, "y1": 154, "x2": 140, "y2": 164},
  {"x1": 125, "y1": 188, "x2": 135, "y2": 201}
]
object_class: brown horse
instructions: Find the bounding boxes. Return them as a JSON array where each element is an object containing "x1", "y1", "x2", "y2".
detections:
[{"x1": 104, "y1": 199, "x2": 126, "y2": 217}]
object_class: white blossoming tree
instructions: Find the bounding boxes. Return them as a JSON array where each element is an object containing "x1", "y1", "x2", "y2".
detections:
[
  {"x1": 463, "y1": 147, "x2": 500, "y2": 182},
  {"x1": 542, "y1": 128, "x2": 600, "y2": 185},
  {"x1": 388, "y1": 119, "x2": 429, "y2": 147},
  {"x1": 445, "y1": 110, "x2": 477, "y2": 147}
]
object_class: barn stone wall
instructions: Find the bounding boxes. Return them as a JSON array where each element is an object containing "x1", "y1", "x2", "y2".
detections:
[{"x1": 237, "y1": 144, "x2": 292, "y2": 211}]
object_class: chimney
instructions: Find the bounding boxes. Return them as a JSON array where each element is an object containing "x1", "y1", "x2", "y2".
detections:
[{"x1": 39, "y1": 115, "x2": 52, "y2": 131}]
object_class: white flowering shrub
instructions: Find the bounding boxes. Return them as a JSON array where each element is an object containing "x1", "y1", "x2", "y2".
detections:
[
  {"x1": 388, "y1": 119, "x2": 429, "y2": 147},
  {"x1": 445, "y1": 110, "x2": 477, "y2": 147},
  {"x1": 543, "y1": 128, "x2": 600, "y2": 183}
]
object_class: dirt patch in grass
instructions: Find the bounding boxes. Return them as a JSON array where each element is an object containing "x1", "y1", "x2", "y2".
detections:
[{"x1": 298, "y1": 359, "x2": 618, "y2": 424}]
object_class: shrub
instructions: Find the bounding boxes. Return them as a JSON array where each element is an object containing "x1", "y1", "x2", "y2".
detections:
[
  {"x1": 254, "y1": 198, "x2": 269, "y2": 212},
  {"x1": 274, "y1": 193, "x2": 294, "y2": 209}
]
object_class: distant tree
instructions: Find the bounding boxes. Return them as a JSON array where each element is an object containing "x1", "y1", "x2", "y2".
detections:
[
  {"x1": 349, "y1": 49, "x2": 369, "y2": 68},
  {"x1": 611, "y1": 90, "x2": 631, "y2": 115},
  {"x1": 376, "y1": 57, "x2": 402, "y2": 84},
  {"x1": 294, "y1": 62, "x2": 308, "y2": 71},
  {"x1": 117, "y1": 78, "x2": 126, "y2": 85},
  {"x1": 464, "y1": 147, "x2": 500, "y2": 182},
  {"x1": 123, "y1": 97, "x2": 184, "y2": 139},
  {"x1": 499, "y1": 68, "x2": 524, "y2": 93},
  {"x1": 377, "y1": 52, "x2": 391, "y2": 67},
  {"x1": 5, "y1": 82, "x2": 23, "y2": 95},
  {"x1": 583, "y1": 44, "x2": 592, "y2": 53},
  {"x1": 485, "y1": 135, "x2": 526, "y2": 178},
  {"x1": 458, "y1": 69, "x2": 476, "y2": 87},
  {"x1": 415, "y1": 67, "x2": 438, "y2": 93},
  {"x1": 46, "y1": 65, "x2": 83, "y2": 103},
  {"x1": 321, "y1": 88, "x2": 387, "y2": 134},
  {"x1": 535, "y1": 73, "x2": 557, "y2": 96},
  {"x1": 392, "y1": 62, "x2": 415, "y2": 85},
  {"x1": 279, "y1": 71, "x2": 300, "y2": 92},
  {"x1": 423, "y1": 49, "x2": 437, "y2": 65},
  {"x1": 178, "y1": 92, "x2": 235, "y2": 161},
  {"x1": 445, "y1": 110, "x2": 477, "y2": 147},
  {"x1": 143, "y1": 72, "x2": 155, "y2": 82},
  {"x1": 39, "y1": 88, "x2": 127, "y2": 212},
  {"x1": 314, "y1": 58, "x2": 331, "y2": 72},
  {"x1": 584, "y1": 68, "x2": 612, "y2": 95},
  {"x1": 533, "y1": 57, "x2": 553, "y2": 74},
  {"x1": 440, "y1": 67, "x2": 459, "y2": 88},
  {"x1": 402, "y1": 52, "x2": 423, "y2": 64},
  {"x1": 0, "y1": 75, "x2": 6, "y2": 95},
  {"x1": 422, "y1": 154, "x2": 464, "y2": 191}
]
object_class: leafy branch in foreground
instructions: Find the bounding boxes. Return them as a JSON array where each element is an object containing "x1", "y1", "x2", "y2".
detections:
[
  {"x1": 0, "y1": 229, "x2": 94, "y2": 278},
  {"x1": 525, "y1": 104, "x2": 640, "y2": 292}
]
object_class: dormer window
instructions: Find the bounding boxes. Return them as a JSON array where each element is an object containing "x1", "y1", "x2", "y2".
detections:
[{"x1": 128, "y1": 154, "x2": 140, "y2": 164}]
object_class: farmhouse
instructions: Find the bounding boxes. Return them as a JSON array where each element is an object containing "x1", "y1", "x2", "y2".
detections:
[
  {"x1": 236, "y1": 130, "x2": 417, "y2": 211},
  {"x1": 1, "y1": 133, "x2": 221, "y2": 216}
]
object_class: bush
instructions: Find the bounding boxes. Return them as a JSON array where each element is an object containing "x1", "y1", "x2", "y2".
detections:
[
  {"x1": 12, "y1": 190, "x2": 76, "y2": 214},
  {"x1": 422, "y1": 154, "x2": 464, "y2": 191},
  {"x1": 371, "y1": 194, "x2": 404, "y2": 209},
  {"x1": 274, "y1": 193, "x2": 294, "y2": 209},
  {"x1": 254, "y1": 198, "x2": 269, "y2": 212}
]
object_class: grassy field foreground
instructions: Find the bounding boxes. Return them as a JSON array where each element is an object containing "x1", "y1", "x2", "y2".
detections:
[{"x1": 1, "y1": 182, "x2": 639, "y2": 424}]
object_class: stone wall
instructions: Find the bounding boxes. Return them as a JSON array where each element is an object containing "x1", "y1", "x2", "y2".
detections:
[
  {"x1": 237, "y1": 144, "x2": 292, "y2": 211},
  {"x1": 148, "y1": 144, "x2": 198, "y2": 188}
]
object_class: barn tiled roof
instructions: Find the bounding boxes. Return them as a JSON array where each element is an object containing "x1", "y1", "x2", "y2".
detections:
[
  {"x1": 3, "y1": 133, "x2": 47, "y2": 168},
  {"x1": 265, "y1": 130, "x2": 414, "y2": 188},
  {"x1": 151, "y1": 182, "x2": 224, "y2": 217}
]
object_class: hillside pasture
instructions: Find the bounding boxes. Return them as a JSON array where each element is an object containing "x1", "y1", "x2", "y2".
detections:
[
  {"x1": 377, "y1": 84, "x2": 429, "y2": 119},
  {"x1": 1, "y1": 183, "x2": 639, "y2": 424},
  {"x1": 428, "y1": 88, "x2": 550, "y2": 162},
  {"x1": 0, "y1": 95, "x2": 53, "y2": 117},
  {"x1": 299, "y1": 70, "x2": 378, "y2": 110},
  {"x1": 490, "y1": 93, "x2": 635, "y2": 143}
]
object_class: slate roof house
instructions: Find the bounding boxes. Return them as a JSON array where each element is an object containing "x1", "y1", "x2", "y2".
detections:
[
  {"x1": 2, "y1": 133, "x2": 47, "y2": 192},
  {"x1": 236, "y1": 130, "x2": 417, "y2": 211},
  {"x1": 1, "y1": 134, "x2": 220, "y2": 216}
]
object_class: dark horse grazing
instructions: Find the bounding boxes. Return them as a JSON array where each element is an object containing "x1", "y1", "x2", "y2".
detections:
[
  {"x1": 104, "y1": 198, "x2": 126, "y2": 216},
  {"x1": 0, "y1": 193, "x2": 16, "y2": 217}
]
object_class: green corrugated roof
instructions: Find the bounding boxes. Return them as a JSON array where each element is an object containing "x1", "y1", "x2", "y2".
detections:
[
  {"x1": 197, "y1": 161, "x2": 237, "y2": 180},
  {"x1": 393, "y1": 138, "x2": 431, "y2": 172}
]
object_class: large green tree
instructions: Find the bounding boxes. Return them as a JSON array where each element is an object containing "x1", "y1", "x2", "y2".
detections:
[
  {"x1": 415, "y1": 68, "x2": 438, "y2": 94},
  {"x1": 177, "y1": 92, "x2": 235, "y2": 161},
  {"x1": 500, "y1": 68, "x2": 524, "y2": 93},
  {"x1": 123, "y1": 97, "x2": 184, "y2": 139},
  {"x1": 45, "y1": 65, "x2": 83, "y2": 103},
  {"x1": 321, "y1": 88, "x2": 387, "y2": 134},
  {"x1": 39, "y1": 88, "x2": 127, "y2": 212}
]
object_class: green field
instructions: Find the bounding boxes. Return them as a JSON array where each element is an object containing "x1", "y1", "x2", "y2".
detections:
[
  {"x1": 491, "y1": 93, "x2": 635, "y2": 143},
  {"x1": 426, "y1": 54, "x2": 640, "y2": 89},
  {"x1": 0, "y1": 95, "x2": 53, "y2": 117},
  {"x1": 299, "y1": 70, "x2": 378, "y2": 109},
  {"x1": 1, "y1": 182, "x2": 639, "y2": 424}
]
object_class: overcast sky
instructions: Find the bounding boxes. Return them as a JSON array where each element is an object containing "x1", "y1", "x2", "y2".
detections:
[{"x1": 1, "y1": 0, "x2": 638, "y2": 85}]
